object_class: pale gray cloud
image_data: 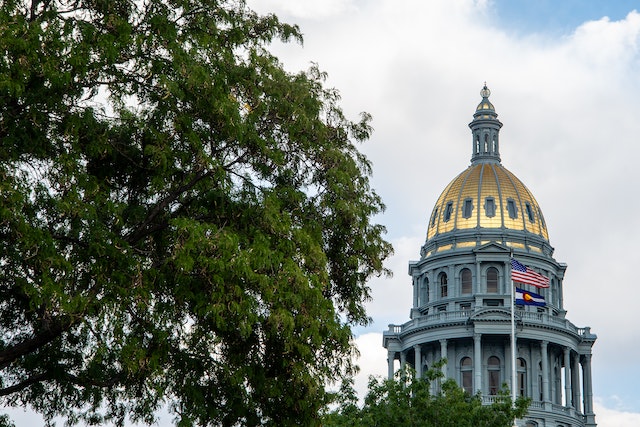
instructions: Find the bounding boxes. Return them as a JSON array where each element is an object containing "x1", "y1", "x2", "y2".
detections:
[
  {"x1": 247, "y1": 0, "x2": 640, "y2": 423},
  {"x1": 249, "y1": 0, "x2": 357, "y2": 19},
  {"x1": 7, "y1": 1, "x2": 639, "y2": 424}
]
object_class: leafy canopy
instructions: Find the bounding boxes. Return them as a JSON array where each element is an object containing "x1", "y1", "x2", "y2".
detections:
[
  {"x1": 0, "y1": 0, "x2": 392, "y2": 425},
  {"x1": 324, "y1": 363, "x2": 530, "y2": 427}
]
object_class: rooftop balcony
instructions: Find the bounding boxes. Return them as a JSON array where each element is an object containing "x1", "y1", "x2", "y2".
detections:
[
  {"x1": 384, "y1": 307, "x2": 596, "y2": 343},
  {"x1": 481, "y1": 396, "x2": 588, "y2": 426}
]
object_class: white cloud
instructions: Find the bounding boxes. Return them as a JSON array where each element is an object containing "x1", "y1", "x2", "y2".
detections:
[
  {"x1": 570, "y1": 11, "x2": 640, "y2": 67},
  {"x1": 9, "y1": 1, "x2": 640, "y2": 425},
  {"x1": 592, "y1": 404, "x2": 640, "y2": 427},
  {"x1": 244, "y1": 0, "x2": 640, "y2": 420},
  {"x1": 247, "y1": 0, "x2": 357, "y2": 19},
  {"x1": 352, "y1": 333, "x2": 388, "y2": 398}
]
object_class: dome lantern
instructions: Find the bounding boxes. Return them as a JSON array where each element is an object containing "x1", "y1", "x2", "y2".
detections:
[{"x1": 469, "y1": 83, "x2": 502, "y2": 165}]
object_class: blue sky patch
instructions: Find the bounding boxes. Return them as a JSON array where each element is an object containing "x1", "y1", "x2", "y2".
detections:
[{"x1": 490, "y1": 0, "x2": 639, "y2": 35}]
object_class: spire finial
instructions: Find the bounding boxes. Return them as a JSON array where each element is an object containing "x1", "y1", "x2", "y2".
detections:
[{"x1": 480, "y1": 82, "x2": 491, "y2": 99}]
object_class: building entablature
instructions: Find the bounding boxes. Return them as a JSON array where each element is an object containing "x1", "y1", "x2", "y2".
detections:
[
  {"x1": 412, "y1": 242, "x2": 562, "y2": 274},
  {"x1": 421, "y1": 230, "x2": 555, "y2": 259}
]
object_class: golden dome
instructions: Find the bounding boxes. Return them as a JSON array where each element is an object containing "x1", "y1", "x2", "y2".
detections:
[
  {"x1": 421, "y1": 85, "x2": 552, "y2": 257},
  {"x1": 425, "y1": 162, "x2": 549, "y2": 248}
]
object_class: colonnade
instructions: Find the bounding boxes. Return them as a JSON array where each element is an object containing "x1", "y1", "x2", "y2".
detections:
[{"x1": 386, "y1": 336, "x2": 595, "y2": 416}]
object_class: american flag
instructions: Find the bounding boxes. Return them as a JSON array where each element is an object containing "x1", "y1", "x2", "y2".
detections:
[{"x1": 510, "y1": 258, "x2": 550, "y2": 288}]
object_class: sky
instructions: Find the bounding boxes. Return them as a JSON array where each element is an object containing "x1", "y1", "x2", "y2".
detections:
[
  {"x1": 241, "y1": 0, "x2": 640, "y2": 426},
  {"x1": 7, "y1": 0, "x2": 640, "y2": 426}
]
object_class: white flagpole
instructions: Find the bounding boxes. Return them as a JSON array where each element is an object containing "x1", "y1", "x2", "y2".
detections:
[
  {"x1": 510, "y1": 256, "x2": 518, "y2": 427},
  {"x1": 511, "y1": 277, "x2": 516, "y2": 403}
]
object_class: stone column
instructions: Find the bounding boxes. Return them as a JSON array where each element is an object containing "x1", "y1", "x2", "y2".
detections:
[
  {"x1": 387, "y1": 350, "x2": 395, "y2": 380},
  {"x1": 572, "y1": 352, "x2": 581, "y2": 412},
  {"x1": 474, "y1": 333, "x2": 482, "y2": 393},
  {"x1": 564, "y1": 347, "x2": 572, "y2": 407},
  {"x1": 415, "y1": 345, "x2": 422, "y2": 379},
  {"x1": 413, "y1": 275, "x2": 418, "y2": 307},
  {"x1": 583, "y1": 354, "x2": 594, "y2": 414},
  {"x1": 440, "y1": 339, "x2": 448, "y2": 378},
  {"x1": 448, "y1": 265, "x2": 455, "y2": 298},
  {"x1": 400, "y1": 350, "x2": 407, "y2": 376},
  {"x1": 541, "y1": 341, "x2": 549, "y2": 402},
  {"x1": 428, "y1": 271, "x2": 434, "y2": 302}
]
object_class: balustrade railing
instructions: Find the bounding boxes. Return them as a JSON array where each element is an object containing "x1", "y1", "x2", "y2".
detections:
[
  {"x1": 386, "y1": 308, "x2": 587, "y2": 337},
  {"x1": 478, "y1": 397, "x2": 584, "y2": 422}
]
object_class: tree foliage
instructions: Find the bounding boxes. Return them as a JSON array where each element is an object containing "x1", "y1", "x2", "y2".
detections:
[
  {"x1": 324, "y1": 363, "x2": 530, "y2": 427},
  {"x1": 0, "y1": 0, "x2": 392, "y2": 425}
]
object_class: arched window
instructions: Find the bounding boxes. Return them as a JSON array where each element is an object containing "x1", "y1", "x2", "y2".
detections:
[
  {"x1": 439, "y1": 273, "x2": 448, "y2": 298},
  {"x1": 488, "y1": 356, "x2": 501, "y2": 395},
  {"x1": 487, "y1": 267, "x2": 498, "y2": 293},
  {"x1": 461, "y1": 357, "x2": 473, "y2": 394},
  {"x1": 517, "y1": 358, "x2": 527, "y2": 397},
  {"x1": 461, "y1": 269, "x2": 472, "y2": 295}
]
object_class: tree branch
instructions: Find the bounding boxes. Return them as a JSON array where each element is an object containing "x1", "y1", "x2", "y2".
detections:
[
  {"x1": 0, "y1": 315, "x2": 79, "y2": 370},
  {"x1": 0, "y1": 368, "x2": 125, "y2": 396},
  {"x1": 126, "y1": 170, "x2": 210, "y2": 244},
  {"x1": 0, "y1": 372, "x2": 50, "y2": 396}
]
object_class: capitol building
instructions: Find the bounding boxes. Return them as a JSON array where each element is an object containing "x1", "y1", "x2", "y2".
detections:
[{"x1": 383, "y1": 86, "x2": 597, "y2": 427}]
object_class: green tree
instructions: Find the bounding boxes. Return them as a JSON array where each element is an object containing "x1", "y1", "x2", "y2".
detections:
[
  {"x1": 0, "y1": 0, "x2": 392, "y2": 425},
  {"x1": 324, "y1": 363, "x2": 530, "y2": 427}
]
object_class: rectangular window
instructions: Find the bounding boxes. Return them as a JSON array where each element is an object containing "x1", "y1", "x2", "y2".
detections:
[
  {"x1": 489, "y1": 371, "x2": 500, "y2": 395},
  {"x1": 484, "y1": 299, "x2": 503, "y2": 307},
  {"x1": 518, "y1": 371, "x2": 526, "y2": 397},
  {"x1": 431, "y1": 207, "x2": 439, "y2": 227},
  {"x1": 486, "y1": 268, "x2": 498, "y2": 293},
  {"x1": 507, "y1": 199, "x2": 517, "y2": 219},
  {"x1": 463, "y1": 198, "x2": 473, "y2": 218},
  {"x1": 525, "y1": 202, "x2": 535, "y2": 222},
  {"x1": 461, "y1": 269, "x2": 472, "y2": 294},
  {"x1": 444, "y1": 202, "x2": 453, "y2": 222},
  {"x1": 462, "y1": 371, "x2": 473, "y2": 394},
  {"x1": 484, "y1": 197, "x2": 496, "y2": 217}
]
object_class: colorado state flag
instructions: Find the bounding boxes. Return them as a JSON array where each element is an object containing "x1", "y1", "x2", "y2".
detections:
[{"x1": 515, "y1": 287, "x2": 546, "y2": 307}]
